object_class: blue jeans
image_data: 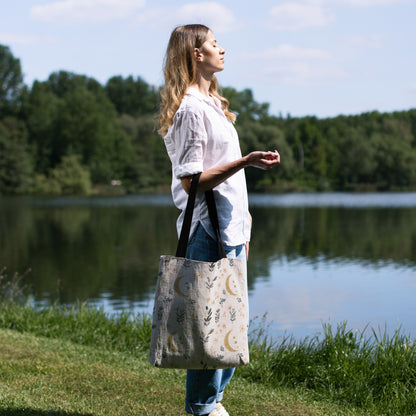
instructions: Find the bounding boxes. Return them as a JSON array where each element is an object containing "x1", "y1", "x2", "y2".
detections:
[{"x1": 185, "y1": 223, "x2": 247, "y2": 415}]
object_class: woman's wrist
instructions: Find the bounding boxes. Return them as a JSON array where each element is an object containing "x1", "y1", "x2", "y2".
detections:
[{"x1": 241, "y1": 154, "x2": 250, "y2": 169}]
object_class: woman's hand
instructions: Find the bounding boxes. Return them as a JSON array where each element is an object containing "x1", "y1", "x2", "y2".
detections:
[
  {"x1": 180, "y1": 150, "x2": 280, "y2": 193},
  {"x1": 245, "y1": 241, "x2": 250, "y2": 261},
  {"x1": 244, "y1": 150, "x2": 280, "y2": 170}
]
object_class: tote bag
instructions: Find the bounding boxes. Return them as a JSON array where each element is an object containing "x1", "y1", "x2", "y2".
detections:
[{"x1": 149, "y1": 173, "x2": 249, "y2": 369}]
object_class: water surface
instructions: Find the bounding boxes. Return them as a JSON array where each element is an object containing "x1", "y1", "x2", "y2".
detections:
[{"x1": 1, "y1": 192, "x2": 415, "y2": 340}]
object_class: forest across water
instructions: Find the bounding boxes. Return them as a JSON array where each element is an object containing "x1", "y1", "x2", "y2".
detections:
[{"x1": 1, "y1": 43, "x2": 416, "y2": 197}]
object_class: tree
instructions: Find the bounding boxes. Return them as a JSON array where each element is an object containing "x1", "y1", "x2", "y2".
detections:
[
  {"x1": 105, "y1": 75, "x2": 159, "y2": 117},
  {"x1": 372, "y1": 132, "x2": 416, "y2": 189},
  {"x1": 54, "y1": 84, "x2": 131, "y2": 183},
  {"x1": 47, "y1": 70, "x2": 103, "y2": 99},
  {"x1": 292, "y1": 119, "x2": 328, "y2": 180},
  {"x1": 25, "y1": 71, "x2": 133, "y2": 184},
  {"x1": 0, "y1": 117, "x2": 33, "y2": 194},
  {"x1": 0, "y1": 44, "x2": 24, "y2": 117},
  {"x1": 237, "y1": 121, "x2": 295, "y2": 191},
  {"x1": 332, "y1": 126, "x2": 377, "y2": 189},
  {"x1": 24, "y1": 80, "x2": 62, "y2": 174},
  {"x1": 119, "y1": 114, "x2": 170, "y2": 191},
  {"x1": 32, "y1": 154, "x2": 92, "y2": 196},
  {"x1": 222, "y1": 87, "x2": 269, "y2": 122}
]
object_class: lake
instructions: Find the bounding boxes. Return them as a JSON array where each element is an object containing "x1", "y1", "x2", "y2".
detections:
[{"x1": 1, "y1": 192, "x2": 416, "y2": 341}]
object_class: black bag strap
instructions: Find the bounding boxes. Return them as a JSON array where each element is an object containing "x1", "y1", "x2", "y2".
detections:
[
  {"x1": 175, "y1": 172, "x2": 201, "y2": 257},
  {"x1": 176, "y1": 173, "x2": 226, "y2": 259},
  {"x1": 205, "y1": 188, "x2": 226, "y2": 259}
]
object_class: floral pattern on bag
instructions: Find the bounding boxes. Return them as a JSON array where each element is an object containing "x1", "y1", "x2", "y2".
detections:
[{"x1": 149, "y1": 255, "x2": 249, "y2": 369}]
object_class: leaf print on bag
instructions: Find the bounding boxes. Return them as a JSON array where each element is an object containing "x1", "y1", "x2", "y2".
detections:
[
  {"x1": 204, "y1": 306, "x2": 213, "y2": 326},
  {"x1": 205, "y1": 275, "x2": 218, "y2": 290},
  {"x1": 215, "y1": 309, "x2": 221, "y2": 323},
  {"x1": 162, "y1": 296, "x2": 173, "y2": 304},
  {"x1": 229, "y1": 308, "x2": 237, "y2": 322},
  {"x1": 201, "y1": 328, "x2": 214, "y2": 343},
  {"x1": 176, "y1": 308, "x2": 186, "y2": 324},
  {"x1": 157, "y1": 306, "x2": 164, "y2": 321},
  {"x1": 183, "y1": 259, "x2": 192, "y2": 268},
  {"x1": 149, "y1": 255, "x2": 249, "y2": 369}
]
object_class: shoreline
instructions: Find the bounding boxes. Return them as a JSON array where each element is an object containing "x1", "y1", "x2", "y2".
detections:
[{"x1": 1, "y1": 302, "x2": 414, "y2": 416}]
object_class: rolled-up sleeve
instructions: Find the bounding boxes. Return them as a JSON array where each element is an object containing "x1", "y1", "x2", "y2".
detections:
[{"x1": 172, "y1": 110, "x2": 207, "y2": 179}]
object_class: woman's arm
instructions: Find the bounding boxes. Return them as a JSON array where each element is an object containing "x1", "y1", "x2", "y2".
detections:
[
  {"x1": 180, "y1": 150, "x2": 280, "y2": 194},
  {"x1": 245, "y1": 212, "x2": 252, "y2": 261}
]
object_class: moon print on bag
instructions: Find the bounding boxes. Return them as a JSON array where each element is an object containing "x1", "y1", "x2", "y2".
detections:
[
  {"x1": 167, "y1": 333, "x2": 183, "y2": 353},
  {"x1": 173, "y1": 275, "x2": 189, "y2": 298},
  {"x1": 224, "y1": 330, "x2": 238, "y2": 352},
  {"x1": 225, "y1": 275, "x2": 238, "y2": 296}
]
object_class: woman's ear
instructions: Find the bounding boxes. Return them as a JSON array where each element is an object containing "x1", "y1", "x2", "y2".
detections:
[{"x1": 194, "y1": 48, "x2": 203, "y2": 62}]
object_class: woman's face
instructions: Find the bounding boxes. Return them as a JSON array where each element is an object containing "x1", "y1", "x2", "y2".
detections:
[{"x1": 196, "y1": 30, "x2": 225, "y2": 75}]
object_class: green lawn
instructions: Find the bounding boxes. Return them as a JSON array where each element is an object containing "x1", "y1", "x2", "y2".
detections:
[
  {"x1": 1, "y1": 301, "x2": 415, "y2": 415},
  {"x1": 0, "y1": 328, "x2": 369, "y2": 416}
]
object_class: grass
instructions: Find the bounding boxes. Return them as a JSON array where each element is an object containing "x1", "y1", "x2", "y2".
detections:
[
  {"x1": 1, "y1": 270, "x2": 416, "y2": 415},
  {"x1": 242, "y1": 319, "x2": 416, "y2": 415},
  {"x1": 0, "y1": 326, "x2": 364, "y2": 416},
  {"x1": 0, "y1": 268, "x2": 30, "y2": 305}
]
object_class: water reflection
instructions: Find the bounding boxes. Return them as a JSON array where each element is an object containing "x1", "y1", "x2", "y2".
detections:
[
  {"x1": 1, "y1": 193, "x2": 416, "y2": 339},
  {"x1": 249, "y1": 205, "x2": 416, "y2": 270},
  {"x1": 0, "y1": 196, "x2": 178, "y2": 304},
  {"x1": 249, "y1": 257, "x2": 416, "y2": 339}
]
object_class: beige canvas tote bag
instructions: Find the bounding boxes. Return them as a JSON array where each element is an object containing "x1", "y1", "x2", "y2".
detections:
[{"x1": 149, "y1": 173, "x2": 249, "y2": 369}]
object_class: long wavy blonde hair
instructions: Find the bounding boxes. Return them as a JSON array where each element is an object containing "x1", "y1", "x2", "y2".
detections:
[{"x1": 158, "y1": 24, "x2": 236, "y2": 137}]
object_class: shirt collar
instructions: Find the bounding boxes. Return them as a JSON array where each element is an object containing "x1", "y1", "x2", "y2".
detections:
[{"x1": 186, "y1": 87, "x2": 222, "y2": 109}]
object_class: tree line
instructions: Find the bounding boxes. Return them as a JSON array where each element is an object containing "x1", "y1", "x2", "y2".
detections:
[{"x1": 1, "y1": 43, "x2": 416, "y2": 196}]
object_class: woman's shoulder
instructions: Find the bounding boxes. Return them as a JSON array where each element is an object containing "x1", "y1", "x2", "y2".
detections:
[{"x1": 175, "y1": 94, "x2": 205, "y2": 119}]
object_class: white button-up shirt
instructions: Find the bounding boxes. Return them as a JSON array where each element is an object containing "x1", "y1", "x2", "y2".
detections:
[{"x1": 164, "y1": 87, "x2": 251, "y2": 246}]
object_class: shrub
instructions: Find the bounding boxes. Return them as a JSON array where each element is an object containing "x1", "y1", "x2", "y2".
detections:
[{"x1": 30, "y1": 154, "x2": 92, "y2": 196}]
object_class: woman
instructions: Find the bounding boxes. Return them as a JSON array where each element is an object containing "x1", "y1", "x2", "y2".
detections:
[{"x1": 159, "y1": 24, "x2": 280, "y2": 416}]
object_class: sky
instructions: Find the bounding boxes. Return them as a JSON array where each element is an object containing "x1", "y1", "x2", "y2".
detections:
[{"x1": 1, "y1": 0, "x2": 415, "y2": 118}]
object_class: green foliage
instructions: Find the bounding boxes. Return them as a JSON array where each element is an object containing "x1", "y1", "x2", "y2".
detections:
[
  {"x1": 223, "y1": 87, "x2": 269, "y2": 121},
  {"x1": 105, "y1": 75, "x2": 159, "y2": 116},
  {"x1": 118, "y1": 114, "x2": 171, "y2": 191},
  {"x1": 1, "y1": 302, "x2": 415, "y2": 415},
  {"x1": 24, "y1": 80, "x2": 62, "y2": 174},
  {"x1": 31, "y1": 173, "x2": 62, "y2": 195},
  {"x1": 46, "y1": 71, "x2": 132, "y2": 183},
  {"x1": 330, "y1": 125, "x2": 377, "y2": 188},
  {"x1": 242, "y1": 320, "x2": 416, "y2": 415},
  {"x1": 51, "y1": 154, "x2": 92, "y2": 195},
  {"x1": 0, "y1": 44, "x2": 24, "y2": 117},
  {"x1": 22, "y1": 71, "x2": 133, "y2": 185},
  {"x1": 0, "y1": 268, "x2": 29, "y2": 304},
  {"x1": 372, "y1": 131, "x2": 416, "y2": 188},
  {"x1": 0, "y1": 117, "x2": 33, "y2": 194},
  {"x1": 1, "y1": 43, "x2": 416, "y2": 195},
  {"x1": 0, "y1": 302, "x2": 152, "y2": 356},
  {"x1": 0, "y1": 327, "x2": 361, "y2": 416},
  {"x1": 237, "y1": 120, "x2": 295, "y2": 191},
  {"x1": 31, "y1": 154, "x2": 92, "y2": 196}
]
